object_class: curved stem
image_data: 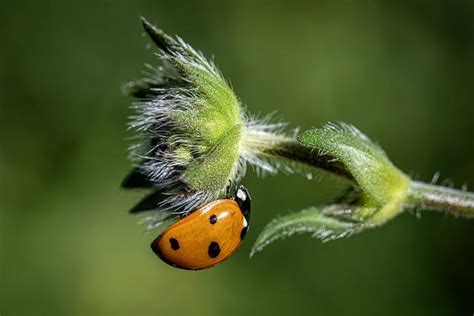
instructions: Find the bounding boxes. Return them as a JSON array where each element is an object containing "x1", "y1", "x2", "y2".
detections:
[
  {"x1": 242, "y1": 130, "x2": 353, "y2": 180},
  {"x1": 405, "y1": 181, "x2": 474, "y2": 218},
  {"x1": 265, "y1": 137, "x2": 354, "y2": 180}
]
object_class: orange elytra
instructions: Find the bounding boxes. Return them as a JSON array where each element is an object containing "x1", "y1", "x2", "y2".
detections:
[{"x1": 151, "y1": 186, "x2": 251, "y2": 270}]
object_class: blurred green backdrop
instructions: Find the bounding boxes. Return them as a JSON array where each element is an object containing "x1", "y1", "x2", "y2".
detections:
[{"x1": 1, "y1": 1, "x2": 473, "y2": 315}]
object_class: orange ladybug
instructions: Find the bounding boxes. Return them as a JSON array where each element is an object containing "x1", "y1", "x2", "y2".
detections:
[{"x1": 151, "y1": 186, "x2": 251, "y2": 270}]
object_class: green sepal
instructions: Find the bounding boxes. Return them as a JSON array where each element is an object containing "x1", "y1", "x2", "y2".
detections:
[
  {"x1": 183, "y1": 124, "x2": 242, "y2": 191},
  {"x1": 298, "y1": 125, "x2": 410, "y2": 224}
]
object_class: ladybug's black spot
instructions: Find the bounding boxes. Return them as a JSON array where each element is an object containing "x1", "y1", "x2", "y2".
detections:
[
  {"x1": 169, "y1": 238, "x2": 180, "y2": 250},
  {"x1": 240, "y1": 226, "x2": 248, "y2": 240},
  {"x1": 208, "y1": 241, "x2": 220, "y2": 258},
  {"x1": 209, "y1": 214, "x2": 218, "y2": 224}
]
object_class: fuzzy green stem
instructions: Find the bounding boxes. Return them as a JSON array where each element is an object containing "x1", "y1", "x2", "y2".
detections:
[
  {"x1": 405, "y1": 181, "x2": 474, "y2": 218},
  {"x1": 242, "y1": 131, "x2": 353, "y2": 180},
  {"x1": 265, "y1": 137, "x2": 354, "y2": 179}
]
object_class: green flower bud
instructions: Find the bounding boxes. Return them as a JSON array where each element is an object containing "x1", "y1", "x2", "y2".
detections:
[{"x1": 122, "y1": 18, "x2": 299, "y2": 228}]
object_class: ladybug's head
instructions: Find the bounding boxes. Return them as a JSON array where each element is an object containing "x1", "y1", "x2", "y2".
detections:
[{"x1": 235, "y1": 185, "x2": 251, "y2": 221}]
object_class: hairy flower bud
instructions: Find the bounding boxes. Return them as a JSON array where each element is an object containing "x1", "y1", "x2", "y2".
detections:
[{"x1": 122, "y1": 18, "x2": 296, "y2": 228}]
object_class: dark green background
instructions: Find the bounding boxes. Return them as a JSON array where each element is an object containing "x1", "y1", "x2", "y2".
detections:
[{"x1": 1, "y1": 1, "x2": 473, "y2": 315}]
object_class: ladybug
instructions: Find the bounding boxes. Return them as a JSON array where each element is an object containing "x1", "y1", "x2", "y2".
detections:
[{"x1": 151, "y1": 186, "x2": 251, "y2": 270}]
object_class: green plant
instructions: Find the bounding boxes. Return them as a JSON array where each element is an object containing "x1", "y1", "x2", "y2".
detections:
[{"x1": 123, "y1": 18, "x2": 474, "y2": 255}]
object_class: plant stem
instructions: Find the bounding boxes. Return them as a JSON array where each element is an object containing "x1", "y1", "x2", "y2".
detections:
[
  {"x1": 267, "y1": 137, "x2": 354, "y2": 179},
  {"x1": 243, "y1": 131, "x2": 353, "y2": 179},
  {"x1": 405, "y1": 181, "x2": 474, "y2": 218}
]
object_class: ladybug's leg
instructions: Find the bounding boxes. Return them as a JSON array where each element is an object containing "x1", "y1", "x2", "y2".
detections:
[{"x1": 225, "y1": 180, "x2": 232, "y2": 198}]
